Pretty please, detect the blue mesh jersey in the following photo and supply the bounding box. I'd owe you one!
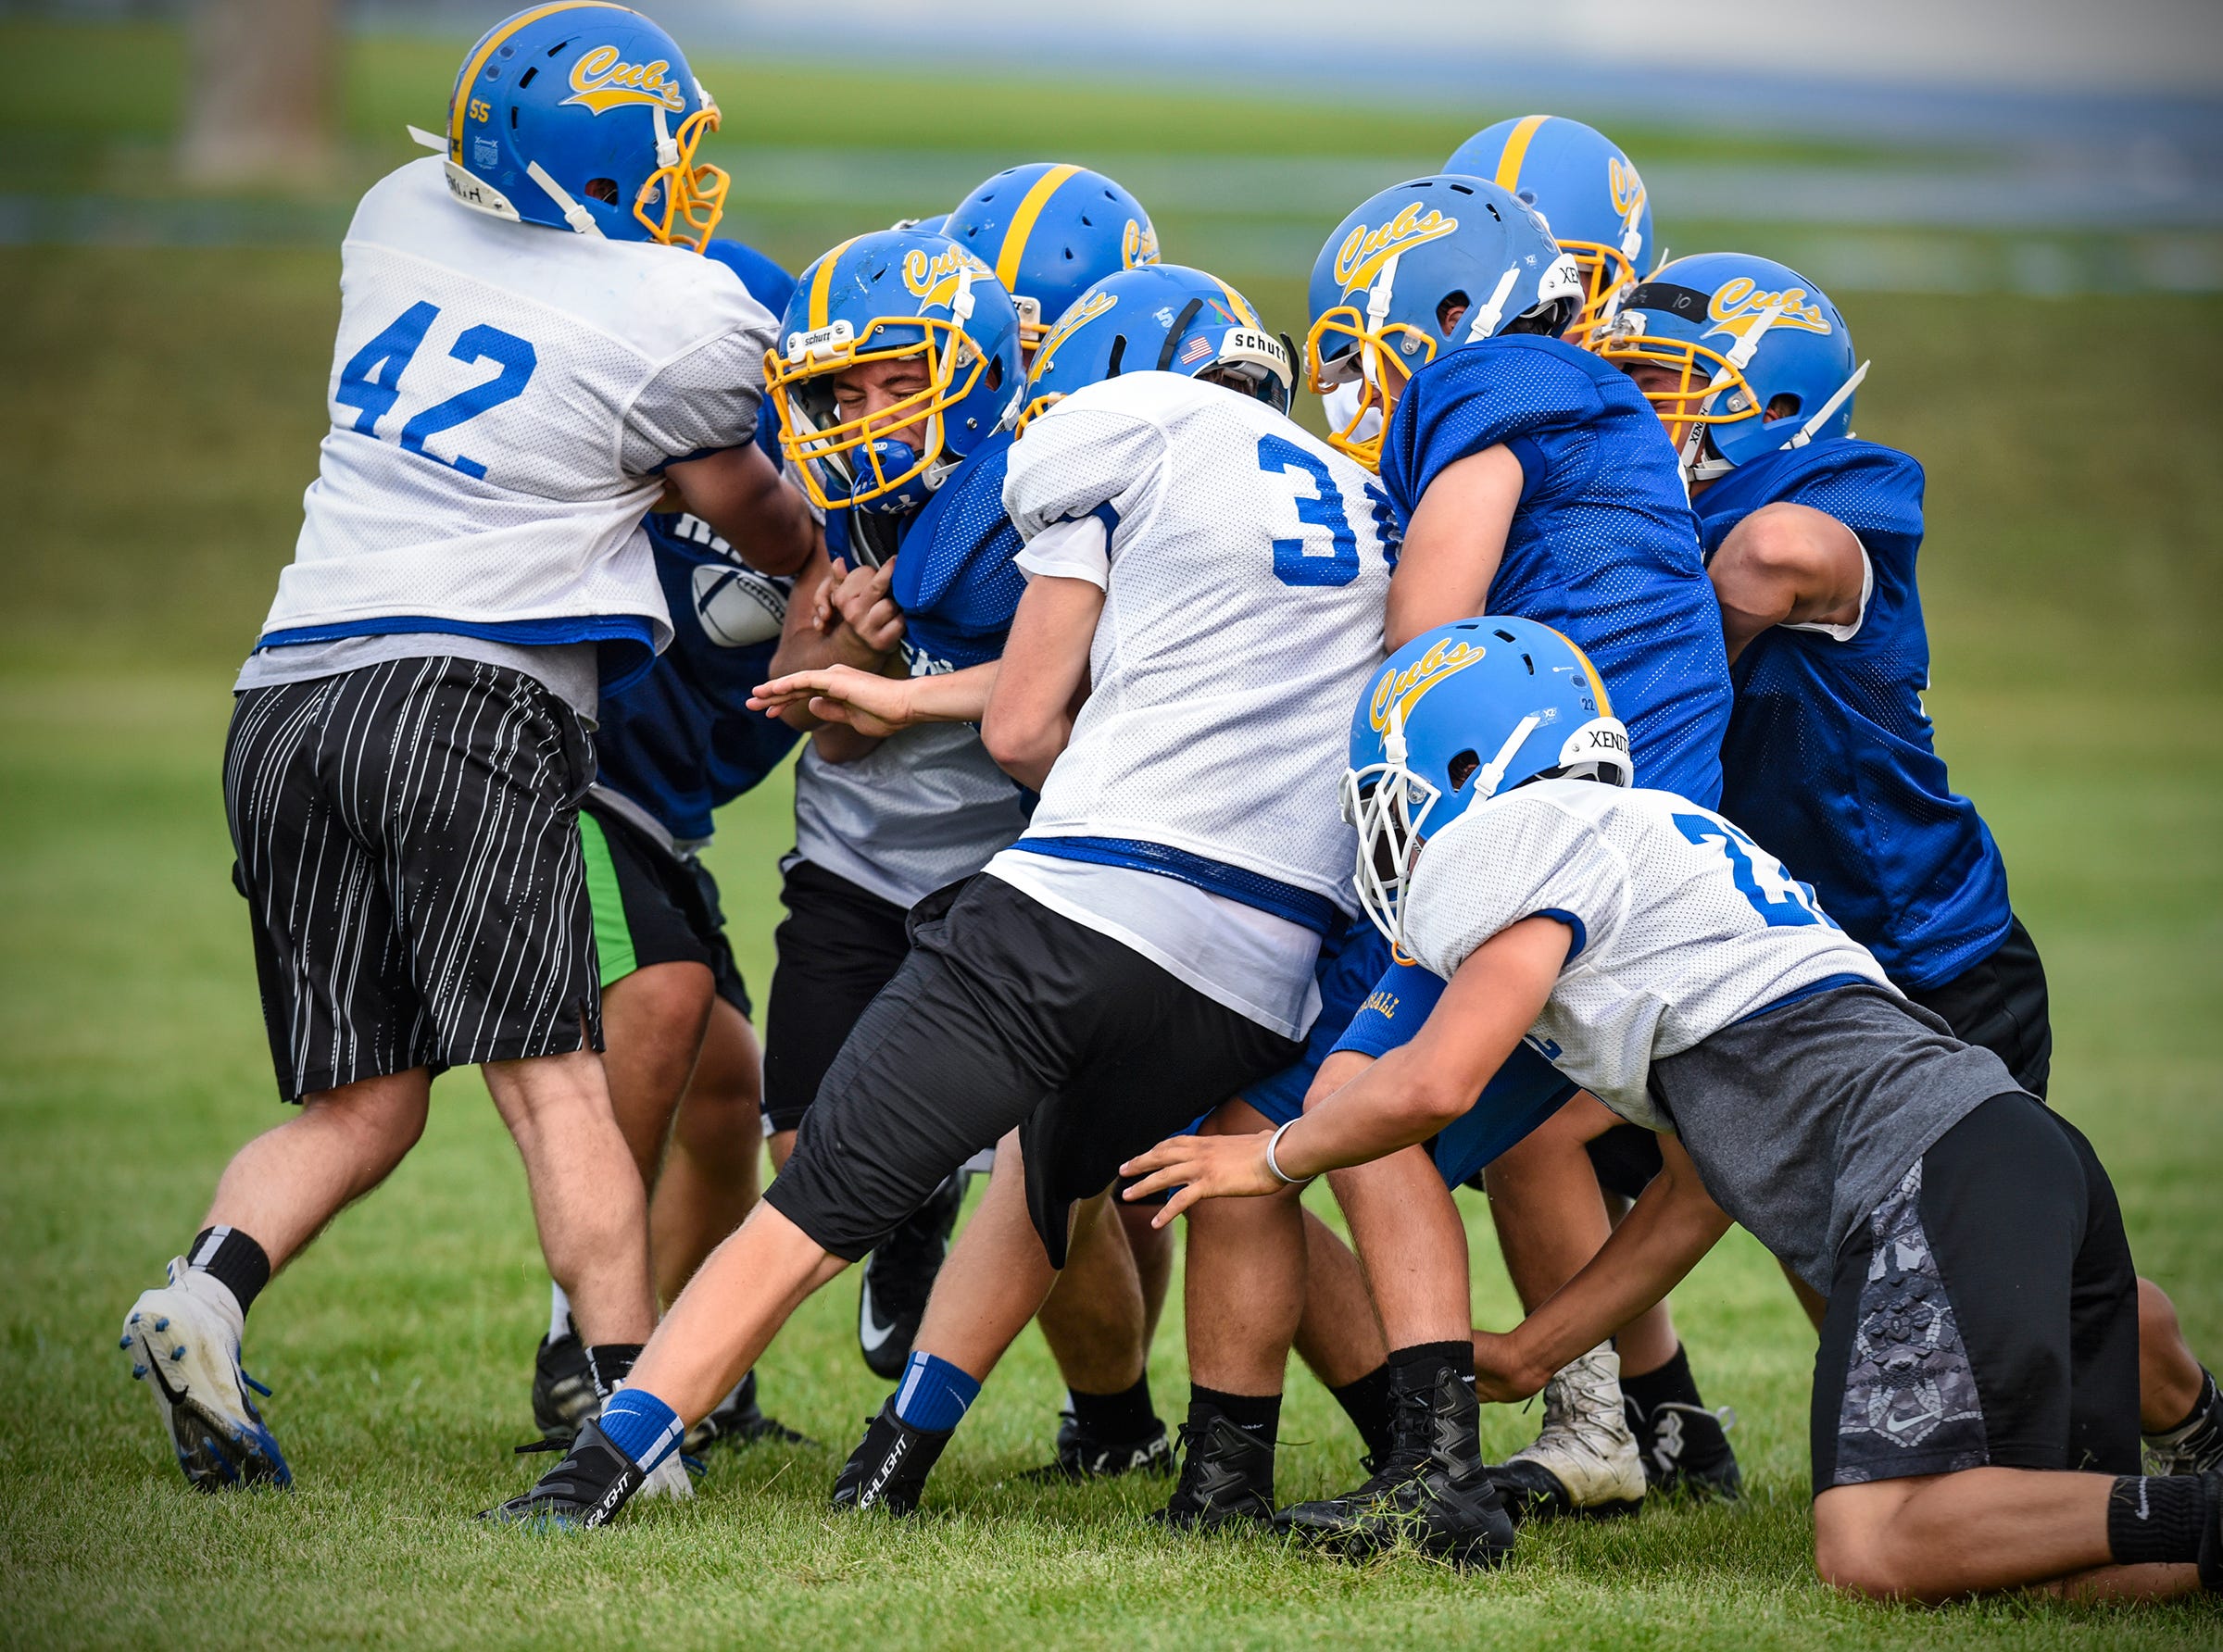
[1700,439,2012,990]
[886,429,1027,670]
[593,238,801,844]
[595,512,800,843]
[1380,334,1731,809]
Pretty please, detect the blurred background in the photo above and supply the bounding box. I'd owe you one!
[0,6,2217,1639]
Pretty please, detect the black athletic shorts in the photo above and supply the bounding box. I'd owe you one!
[1810,1092,2139,1494]
[760,857,911,1133]
[578,795,751,1019]
[225,657,600,1103]
[763,873,1303,1267]
[1587,911,2057,1201]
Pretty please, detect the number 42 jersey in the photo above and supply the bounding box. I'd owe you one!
[1400,778,1890,1130]
[257,156,779,693]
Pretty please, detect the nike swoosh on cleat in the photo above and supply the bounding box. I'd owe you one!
[858,1281,899,1355]
[142,1342,190,1408]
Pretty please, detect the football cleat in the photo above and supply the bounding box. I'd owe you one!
[1628,1394,1743,1500]
[1020,1407,1174,1483]
[857,1172,967,1381]
[482,1419,647,1530]
[120,1259,292,1493]
[1148,1416,1275,1532]
[530,1328,600,1445]
[684,1370,815,1455]
[1488,1344,1647,1522]
[830,1397,952,1516]
[2146,1370,2223,1477]
[2201,1469,2222,1590]
[1275,1368,1517,1567]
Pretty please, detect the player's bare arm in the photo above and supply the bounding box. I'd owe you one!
[1383,444,1523,650]
[1120,916,1570,1222]
[663,443,821,577]
[749,660,998,736]
[1708,500,1866,663]
[1470,1134,1733,1404]
[763,550,903,738]
[981,573,1104,791]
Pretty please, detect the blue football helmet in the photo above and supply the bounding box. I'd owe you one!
[1344,618,1630,947]
[1446,116,1653,344]
[945,164,1161,357]
[1595,252,1868,482]
[1307,176,1584,470]
[890,213,948,233]
[767,230,1024,515]
[1014,264,1291,434]
[442,4,727,249]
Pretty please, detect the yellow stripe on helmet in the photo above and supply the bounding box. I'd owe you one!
[995,164,1083,291]
[449,1,632,159]
[1211,276,1259,328]
[808,236,861,331]
[1539,622,1613,715]
[1491,113,1551,193]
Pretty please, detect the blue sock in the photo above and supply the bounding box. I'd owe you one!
[894,1352,980,1433]
[596,1388,683,1472]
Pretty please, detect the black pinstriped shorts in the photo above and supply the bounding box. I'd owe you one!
[224,657,602,1102]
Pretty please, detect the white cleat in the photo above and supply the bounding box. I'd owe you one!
[119,1259,291,1492]
[1487,1342,1645,1522]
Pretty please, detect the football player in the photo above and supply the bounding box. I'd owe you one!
[485,263,1403,1534]
[1132,620,2222,1602]
[527,234,810,1458]
[1599,251,2221,1472]
[1253,175,1734,1540]
[118,5,816,1492]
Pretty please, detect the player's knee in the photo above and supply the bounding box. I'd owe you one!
[302,1075,428,1167]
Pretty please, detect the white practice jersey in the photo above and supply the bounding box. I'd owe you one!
[1401,780,1893,1129]
[1000,373,1396,917]
[258,157,778,658]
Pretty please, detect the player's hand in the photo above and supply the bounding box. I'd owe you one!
[748,665,918,738]
[1119,1132,1282,1228]
[828,557,905,655]
[1470,1328,1547,1405]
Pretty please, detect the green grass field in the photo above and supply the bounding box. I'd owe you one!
[2,19,2221,1651]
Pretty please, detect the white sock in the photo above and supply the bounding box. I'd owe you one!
[547,1282,572,1344]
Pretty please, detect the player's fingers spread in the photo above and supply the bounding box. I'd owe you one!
[1155,1183,1206,1226]
[1120,1136,1197,1179]
[1120,1162,1189,1202]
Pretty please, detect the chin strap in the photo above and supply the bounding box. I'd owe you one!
[650,105,681,170]
[1463,266,1524,344]
[406,124,446,153]
[1473,714,1543,801]
[527,161,603,237]
[1787,360,1871,449]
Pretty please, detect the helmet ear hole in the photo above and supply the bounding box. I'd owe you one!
[584,178,619,205]
[1766,392,1802,419]
[1436,291,1470,335]
[1447,749,1482,792]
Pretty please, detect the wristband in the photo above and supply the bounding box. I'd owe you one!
[1264,1120,1308,1186]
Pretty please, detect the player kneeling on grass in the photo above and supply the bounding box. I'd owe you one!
[1128,618,2223,1601]
[483,263,1406,1534]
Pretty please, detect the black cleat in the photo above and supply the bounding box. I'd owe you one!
[1148,1416,1275,1532]
[2147,1370,2223,1477]
[830,1398,952,1516]
[531,1329,598,1446]
[857,1173,967,1381]
[1021,1408,1174,1483]
[684,1370,816,1455]
[2200,1469,2222,1591]
[480,1420,646,1530]
[1275,1369,1517,1568]
[1626,1395,1743,1501]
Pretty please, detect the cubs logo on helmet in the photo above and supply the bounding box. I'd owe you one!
[1306,176,1583,470]
[1014,264,1290,434]
[945,163,1162,358]
[440,4,728,249]
[1596,251,1867,481]
[767,229,1024,515]
[1445,116,1654,345]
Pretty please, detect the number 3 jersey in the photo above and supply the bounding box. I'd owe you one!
[995,372,1394,1036]
[1400,778,1889,1129]
[256,156,779,694]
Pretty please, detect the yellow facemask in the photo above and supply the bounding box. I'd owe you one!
[632,103,729,251]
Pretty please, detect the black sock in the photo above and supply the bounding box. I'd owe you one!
[2151,1369,2219,1437]
[2106,1475,2209,1564]
[1328,1363,1398,1460]
[1387,1339,1473,1392]
[187,1225,271,1317]
[1069,1371,1158,1442]
[584,1343,645,1401]
[1190,1385,1281,1446]
[1622,1342,1705,1417]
